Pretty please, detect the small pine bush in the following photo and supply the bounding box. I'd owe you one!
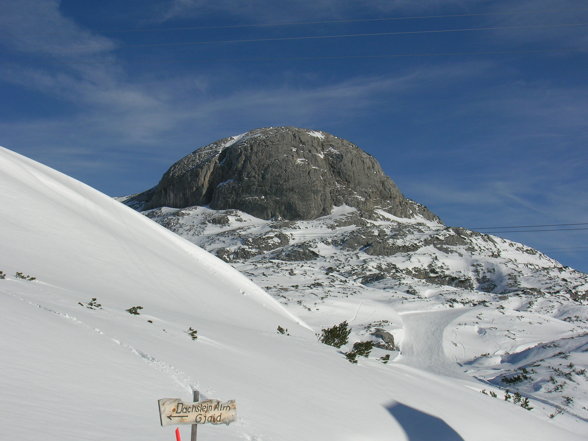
[126,306,143,315]
[520,398,533,411]
[345,341,374,364]
[15,272,36,281]
[0,271,5,279]
[319,321,351,348]
[186,327,198,340]
[351,341,374,358]
[346,352,358,364]
[502,373,528,384]
[78,298,102,310]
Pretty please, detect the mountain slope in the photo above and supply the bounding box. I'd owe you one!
[1,146,586,440]
[140,204,588,423]
[120,126,588,428]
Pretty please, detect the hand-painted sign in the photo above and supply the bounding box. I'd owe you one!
[158,398,237,426]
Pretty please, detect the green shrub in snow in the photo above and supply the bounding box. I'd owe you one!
[126,306,143,315]
[345,341,374,364]
[319,321,351,348]
[186,327,198,340]
[15,272,36,281]
[78,298,102,310]
[520,397,533,411]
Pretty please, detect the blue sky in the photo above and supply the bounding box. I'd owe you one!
[1,0,587,272]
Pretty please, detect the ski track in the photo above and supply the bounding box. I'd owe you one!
[4,289,196,393]
[398,307,472,378]
[4,287,269,441]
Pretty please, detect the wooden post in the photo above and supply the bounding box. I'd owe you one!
[191,390,199,441]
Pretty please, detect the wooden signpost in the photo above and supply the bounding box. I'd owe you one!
[158,390,236,440]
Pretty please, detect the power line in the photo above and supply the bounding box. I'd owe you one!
[475,222,588,234]
[542,246,588,251]
[119,22,588,48]
[474,222,588,230]
[101,8,588,33]
[480,227,588,233]
[54,47,586,65]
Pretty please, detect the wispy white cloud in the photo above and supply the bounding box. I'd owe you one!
[0,0,116,56]
[0,0,498,155]
[159,0,492,22]
[395,73,588,249]
[0,0,177,145]
[406,174,588,250]
[480,85,588,134]
[2,55,492,152]
[482,0,588,47]
[1,1,494,152]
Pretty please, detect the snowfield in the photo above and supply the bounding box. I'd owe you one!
[1,146,586,440]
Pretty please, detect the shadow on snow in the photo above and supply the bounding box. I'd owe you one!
[386,402,465,441]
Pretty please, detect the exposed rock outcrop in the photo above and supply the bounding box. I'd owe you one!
[128,127,439,221]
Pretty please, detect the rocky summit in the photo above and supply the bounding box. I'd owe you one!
[127,126,437,221]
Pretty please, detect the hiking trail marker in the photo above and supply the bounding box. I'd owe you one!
[158,390,237,440]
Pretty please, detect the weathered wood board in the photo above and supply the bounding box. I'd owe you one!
[158,398,237,426]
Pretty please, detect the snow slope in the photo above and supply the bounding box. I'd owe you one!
[140,203,588,424]
[0,146,586,440]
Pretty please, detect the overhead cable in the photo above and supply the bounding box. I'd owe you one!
[101,8,588,33]
[474,222,588,230]
[119,22,588,48]
[52,48,586,64]
[479,227,588,233]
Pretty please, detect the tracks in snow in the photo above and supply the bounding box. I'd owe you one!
[4,288,197,393]
[397,307,471,379]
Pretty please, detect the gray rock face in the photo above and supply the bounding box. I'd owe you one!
[130,127,439,221]
[371,329,397,351]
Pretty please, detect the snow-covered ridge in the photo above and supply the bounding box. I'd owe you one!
[0,146,303,331]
